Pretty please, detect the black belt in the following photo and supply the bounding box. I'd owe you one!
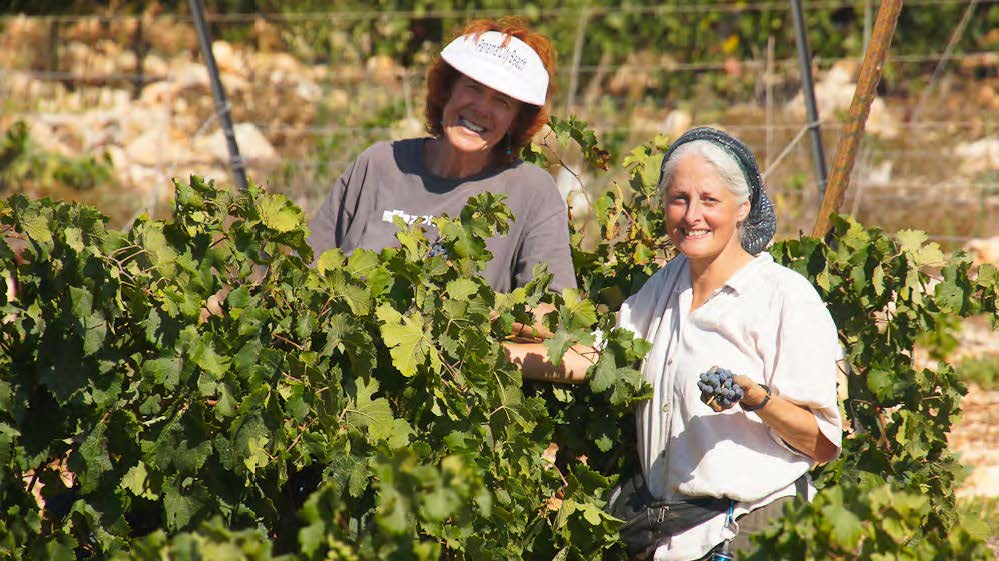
[606,471,808,559]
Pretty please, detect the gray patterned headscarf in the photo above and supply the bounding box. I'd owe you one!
[658,126,777,255]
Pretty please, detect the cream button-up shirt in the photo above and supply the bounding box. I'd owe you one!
[616,253,844,561]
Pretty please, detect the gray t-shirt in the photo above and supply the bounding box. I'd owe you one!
[307,138,576,293]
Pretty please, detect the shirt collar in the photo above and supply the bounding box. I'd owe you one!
[669,252,773,296]
[722,252,773,295]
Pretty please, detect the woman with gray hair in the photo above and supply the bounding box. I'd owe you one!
[505,127,843,560]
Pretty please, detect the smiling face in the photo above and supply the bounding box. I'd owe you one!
[663,153,751,264]
[441,74,522,158]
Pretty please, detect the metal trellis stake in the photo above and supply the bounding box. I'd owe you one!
[188,0,248,191]
[789,0,829,200]
[812,0,903,238]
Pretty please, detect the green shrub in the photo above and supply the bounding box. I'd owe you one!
[954,354,999,390]
[2,120,996,560]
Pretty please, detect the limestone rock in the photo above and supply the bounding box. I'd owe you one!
[211,40,249,78]
[143,54,169,77]
[661,110,693,139]
[954,137,999,175]
[786,59,899,139]
[125,126,190,167]
[194,123,278,166]
[964,236,999,267]
[366,55,403,87]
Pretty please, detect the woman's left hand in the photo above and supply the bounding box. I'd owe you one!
[704,373,839,463]
[701,374,767,413]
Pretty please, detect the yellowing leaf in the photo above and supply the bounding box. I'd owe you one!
[376,304,430,377]
[872,265,885,296]
[258,193,303,233]
[243,435,270,474]
[559,288,598,329]
[895,229,928,255]
[916,242,945,265]
[722,34,740,54]
[346,249,380,275]
[317,249,345,275]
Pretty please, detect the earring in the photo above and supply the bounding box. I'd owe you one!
[505,135,513,156]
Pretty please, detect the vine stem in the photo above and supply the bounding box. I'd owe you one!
[26,470,39,494]
[876,409,891,452]
[272,332,304,350]
[286,424,308,453]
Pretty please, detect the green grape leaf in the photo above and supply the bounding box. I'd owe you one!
[122,461,160,500]
[345,377,397,443]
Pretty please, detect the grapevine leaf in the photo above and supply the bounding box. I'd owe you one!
[244,435,270,474]
[122,461,160,500]
[346,248,380,275]
[560,288,598,329]
[225,286,250,309]
[345,377,397,443]
[317,249,345,275]
[21,209,53,243]
[70,424,113,494]
[895,229,927,255]
[543,329,575,368]
[871,265,885,297]
[338,282,372,316]
[163,479,208,531]
[64,226,84,252]
[257,193,304,233]
[141,357,181,390]
[376,304,429,377]
[446,278,479,301]
[349,459,369,498]
[866,367,899,401]
[588,354,617,393]
[192,336,230,380]
[822,503,864,549]
[387,419,414,449]
[916,243,945,265]
[593,434,614,453]
[69,286,106,356]
[422,487,460,522]
[934,279,964,312]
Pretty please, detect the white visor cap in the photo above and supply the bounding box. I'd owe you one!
[440,31,550,106]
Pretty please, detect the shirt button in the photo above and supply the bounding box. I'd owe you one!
[667,359,674,366]
[661,404,669,413]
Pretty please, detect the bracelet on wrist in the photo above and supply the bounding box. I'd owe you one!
[740,383,771,412]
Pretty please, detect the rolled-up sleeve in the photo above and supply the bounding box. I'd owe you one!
[766,277,844,458]
[512,181,577,292]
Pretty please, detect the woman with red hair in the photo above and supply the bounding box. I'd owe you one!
[308,17,575,294]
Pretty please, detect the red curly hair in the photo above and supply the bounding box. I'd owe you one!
[425,17,557,165]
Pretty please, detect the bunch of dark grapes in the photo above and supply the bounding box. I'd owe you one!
[697,367,744,407]
[428,241,449,258]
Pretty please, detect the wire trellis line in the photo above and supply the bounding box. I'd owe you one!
[4,51,996,85]
[3,0,993,24]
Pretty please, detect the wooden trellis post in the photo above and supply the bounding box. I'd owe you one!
[812,0,903,238]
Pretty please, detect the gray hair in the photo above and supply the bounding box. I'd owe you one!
[658,139,751,204]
